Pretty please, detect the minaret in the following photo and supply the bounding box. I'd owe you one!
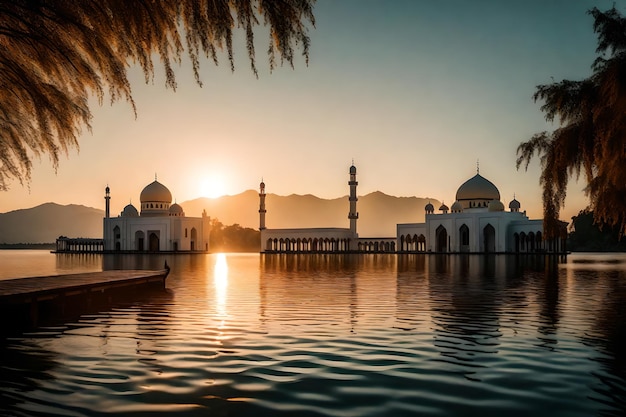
[202,209,211,252]
[348,164,358,235]
[259,179,266,230]
[104,185,110,219]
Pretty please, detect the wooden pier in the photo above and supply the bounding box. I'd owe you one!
[0,269,169,331]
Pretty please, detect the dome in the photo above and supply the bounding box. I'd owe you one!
[509,198,521,210]
[488,199,505,212]
[451,201,463,212]
[169,203,184,216]
[140,180,172,203]
[439,203,449,211]
[349,165,357,174]
[425,202,434,212]
[121,203,139,217]
[455,173,500,202]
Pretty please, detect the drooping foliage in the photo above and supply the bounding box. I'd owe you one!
[517,6,626,238]
[0,0,315,190]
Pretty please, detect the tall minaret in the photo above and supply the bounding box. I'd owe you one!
[259,179,266,230]
[104,185,110,219]
[348,164,358,235]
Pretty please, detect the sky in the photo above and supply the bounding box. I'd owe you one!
[1,0,622,223]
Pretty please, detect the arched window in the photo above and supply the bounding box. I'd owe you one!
[185,228,188,238]
[149,232,159,251]
[459,224,469,252]
[113,226,121,251]
[483,224,496,252]
[190,228,197,251]
[418,234,426,252]
[135,230,145,251]
[536,231,543,251]
[436,225,448,252]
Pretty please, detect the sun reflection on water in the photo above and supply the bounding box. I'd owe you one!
[213,253,229,327]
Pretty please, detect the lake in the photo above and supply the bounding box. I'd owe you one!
[0,250,625,416]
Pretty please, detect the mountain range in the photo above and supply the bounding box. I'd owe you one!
[0,191,438,243]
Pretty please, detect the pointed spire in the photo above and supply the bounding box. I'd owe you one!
[155,173,157,181]
[476,159,480,174]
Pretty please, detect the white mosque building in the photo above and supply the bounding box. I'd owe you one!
[102,179,211,252]
[259,164,567,254]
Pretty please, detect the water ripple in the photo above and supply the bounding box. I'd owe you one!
[0,253,625,417]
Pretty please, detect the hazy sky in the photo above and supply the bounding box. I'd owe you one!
[1,0,621,223]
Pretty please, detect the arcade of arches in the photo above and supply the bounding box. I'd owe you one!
[265,237,351,253]
[264,237,397,253]
[399,225,553,253]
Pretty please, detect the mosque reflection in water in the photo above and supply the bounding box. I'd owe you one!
[259,253,605,376]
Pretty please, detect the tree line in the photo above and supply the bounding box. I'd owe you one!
[209,219,260,253]
[568,210,626,252]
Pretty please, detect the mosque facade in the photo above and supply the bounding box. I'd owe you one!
[259,164,567,254]
[103,179,211,252]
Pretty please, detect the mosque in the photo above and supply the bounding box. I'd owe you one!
[259,164,567,254]
[102,178,211,252]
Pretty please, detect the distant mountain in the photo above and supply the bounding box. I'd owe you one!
[0,203,103,243]
[182,190,438,237]
[0,192,439,243]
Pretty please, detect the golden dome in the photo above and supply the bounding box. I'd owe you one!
[140,180,172,203]
[488,199,505,212]
[121,203,138,217]
[455,173,500,202]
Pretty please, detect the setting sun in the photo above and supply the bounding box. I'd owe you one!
[198,176,226,199]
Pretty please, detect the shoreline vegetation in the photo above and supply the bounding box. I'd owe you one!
[568,210,626,252]
[0,243,56,250]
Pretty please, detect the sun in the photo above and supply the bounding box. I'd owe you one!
[198,176,226,199]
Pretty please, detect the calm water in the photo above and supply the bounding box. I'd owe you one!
[0,250,625,416]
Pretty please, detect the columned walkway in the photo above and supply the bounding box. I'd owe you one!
[55,237,104,253]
